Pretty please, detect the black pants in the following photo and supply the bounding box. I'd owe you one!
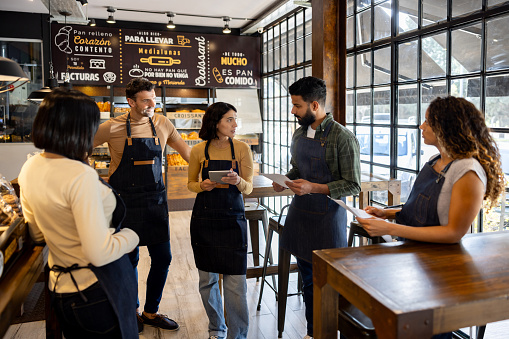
[51,282,121,339]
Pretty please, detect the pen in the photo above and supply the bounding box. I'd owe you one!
[384,204,403,209]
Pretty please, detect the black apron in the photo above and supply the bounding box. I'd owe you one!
[396,156,455,339]
[280,122,347,263]
[108,114,169,246]
[190,138,248,275]
[50,177,138,339]
[396,155,454,229]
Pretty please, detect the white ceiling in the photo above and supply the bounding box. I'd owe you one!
[0,0,294,33]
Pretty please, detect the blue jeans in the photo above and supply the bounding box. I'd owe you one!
[51,282,122,339]
[128,241,172,313]
[198,270,249,339]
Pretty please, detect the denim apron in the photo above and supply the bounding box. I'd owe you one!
[108,114,169,246]
[190,138,248,275]
[280,122,347,263]
[395,155,454,339]
[50,177,138,339]
[396,155,453,228]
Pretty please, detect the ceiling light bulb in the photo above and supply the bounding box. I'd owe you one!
[106,7,116,24]
[223,17,231,34]
[167,12,176,29]
[89,18,96,26]
[78,0,88,5]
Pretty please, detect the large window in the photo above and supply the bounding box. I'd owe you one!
[261,8,312,214]
[346,0,509,232]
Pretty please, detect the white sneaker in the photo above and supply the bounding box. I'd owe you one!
[303,335,313,339]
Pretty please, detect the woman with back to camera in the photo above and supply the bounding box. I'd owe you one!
[187,102,254,339]
[18,88,139,339]
[356,96,505,339]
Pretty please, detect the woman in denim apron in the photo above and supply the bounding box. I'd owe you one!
[188,102,254,339]
[50,178,138,339]
[18,88,139,339]
[357,96,505,339]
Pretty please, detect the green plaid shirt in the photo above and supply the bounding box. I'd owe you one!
[287,113,361,199]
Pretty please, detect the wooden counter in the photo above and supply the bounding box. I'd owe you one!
[0,244,46,337]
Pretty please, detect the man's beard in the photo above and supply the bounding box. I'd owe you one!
[297,107,316,126]
[141,107,154,117]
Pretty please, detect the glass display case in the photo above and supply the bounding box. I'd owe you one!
[0,39,43,143]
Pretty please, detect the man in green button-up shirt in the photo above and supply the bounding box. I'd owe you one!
[273,76,361,339]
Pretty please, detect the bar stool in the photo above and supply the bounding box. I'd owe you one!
[347,220,384,247]
[256,205,290,311]
[255,204,302,338]
[338,294,376,338]
[244,201,272,270]
[338,295,487,339]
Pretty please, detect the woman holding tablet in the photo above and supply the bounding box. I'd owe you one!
[187,102,254,339]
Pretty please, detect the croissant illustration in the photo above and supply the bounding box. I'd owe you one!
[55,26,73,54]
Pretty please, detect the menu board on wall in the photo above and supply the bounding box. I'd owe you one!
[51,24,260,88]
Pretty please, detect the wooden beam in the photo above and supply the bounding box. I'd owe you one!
[312,0,346,125]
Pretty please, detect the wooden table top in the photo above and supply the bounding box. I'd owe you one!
[313,231,509,339]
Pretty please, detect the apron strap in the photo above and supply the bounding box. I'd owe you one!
[433,156,455,183]
[321,120,334,140]
[319,120,334,146]
[126,113,159,146]
[205,140,211,161]
[126,113,133,146]
[50,264,90,302]
[98,177,126,233]
[204,138,236,161]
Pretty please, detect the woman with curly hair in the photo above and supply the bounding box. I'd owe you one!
[357,96,504,338]
[357,96,504,243]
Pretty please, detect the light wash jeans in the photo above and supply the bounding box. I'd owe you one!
[198,270,249,339]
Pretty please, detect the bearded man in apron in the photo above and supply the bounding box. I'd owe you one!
[272,77,361,339]
[94,78,191,333]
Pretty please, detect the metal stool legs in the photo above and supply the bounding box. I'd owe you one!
[278,246,291,338]
[477,325,486,339]
[257,222,277,310]
[245,203,273,284]
[256,206,289,311]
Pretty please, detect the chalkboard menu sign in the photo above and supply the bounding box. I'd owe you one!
[51,24,260,88]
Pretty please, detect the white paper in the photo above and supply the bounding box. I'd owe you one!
[261,173,292,189]
[334,199,373,218]
[381,235,393,243]
[333,199,393,243]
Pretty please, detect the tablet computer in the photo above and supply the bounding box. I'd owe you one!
[208,170,232,184]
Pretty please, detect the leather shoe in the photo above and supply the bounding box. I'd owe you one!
[141,313,180,331]
[136,313,144,333]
